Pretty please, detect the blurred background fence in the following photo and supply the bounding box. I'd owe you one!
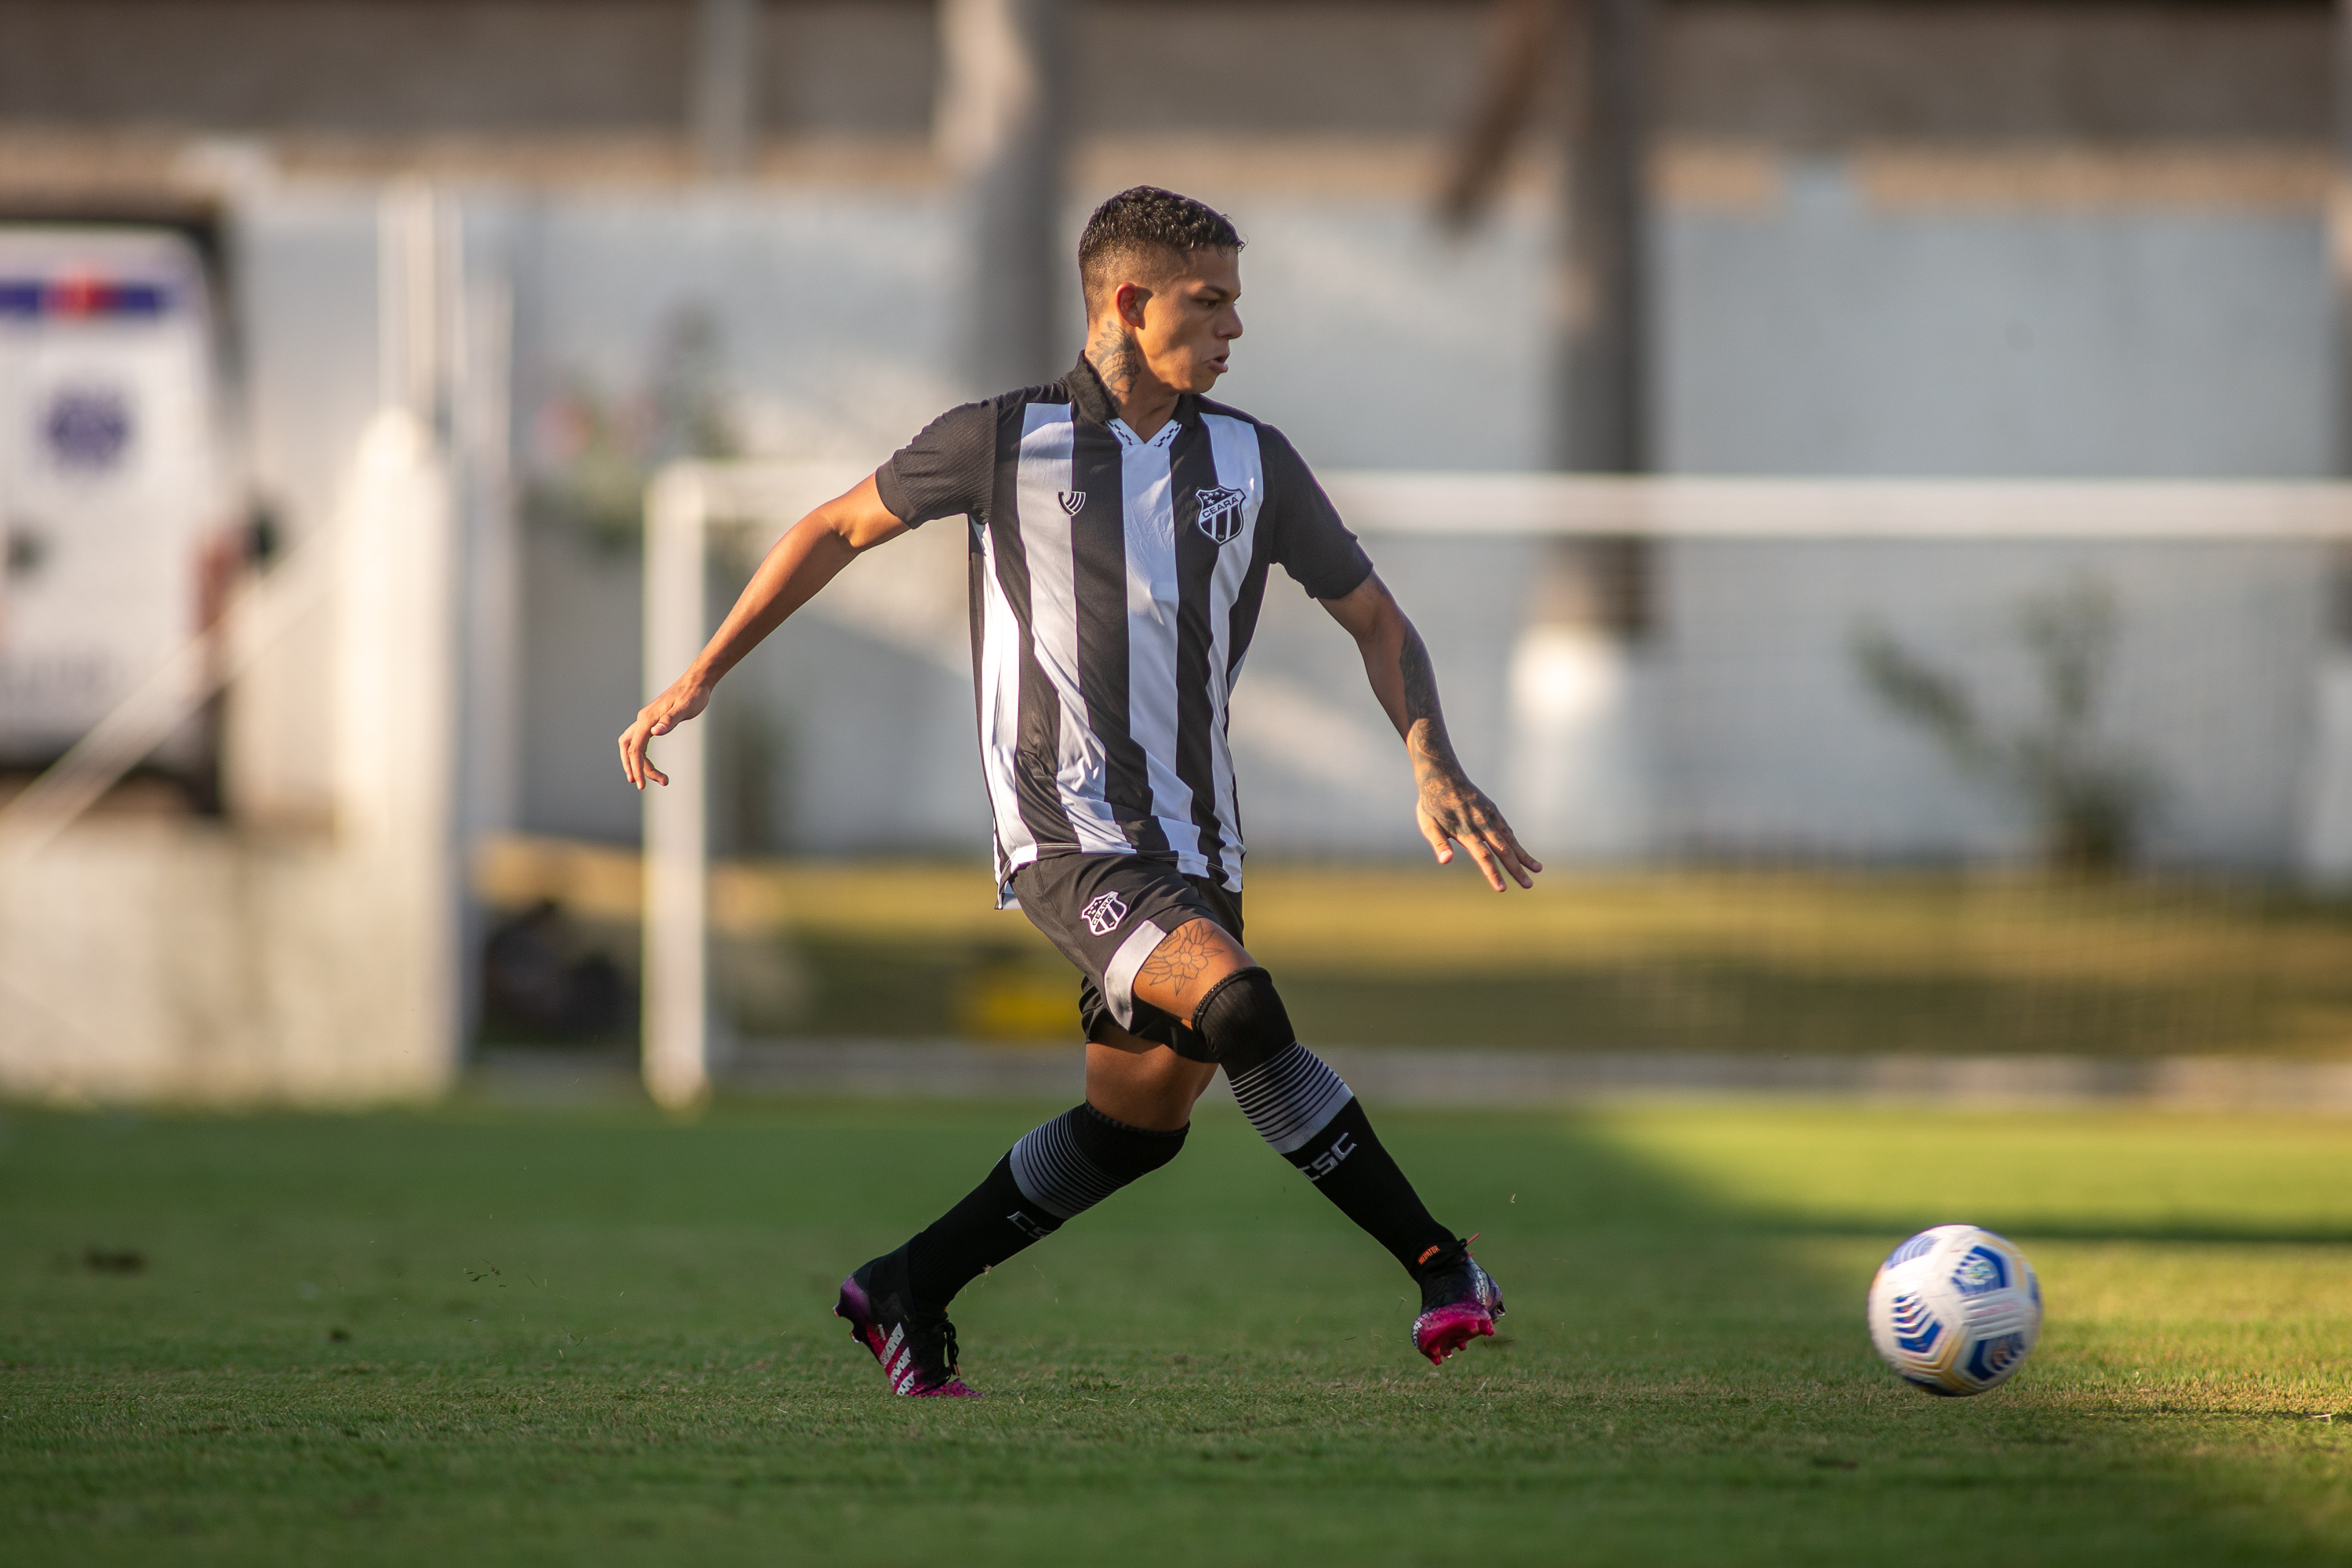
[3,0,2352,1105]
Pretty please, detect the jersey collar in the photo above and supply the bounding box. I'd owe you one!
[1067,354,1189,448]
[1066,354,1120,423]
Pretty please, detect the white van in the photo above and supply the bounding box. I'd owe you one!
[0,226,223,768]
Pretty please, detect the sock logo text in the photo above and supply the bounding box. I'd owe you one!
[1301,1132,1356,1183]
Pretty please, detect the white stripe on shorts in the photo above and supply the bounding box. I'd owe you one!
[1101,917,1168,1032]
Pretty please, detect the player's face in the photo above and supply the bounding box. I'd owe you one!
[1134,249,1243,393]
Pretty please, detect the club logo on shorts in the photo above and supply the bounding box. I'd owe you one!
[1058,490,1087,517]
[1194,485,1247,544]
[1081,891,1129,935]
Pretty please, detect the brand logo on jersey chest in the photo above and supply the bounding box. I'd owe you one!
[1194,486,1247,544]
[1058,491,1087,517]
[1080,891,1128,935]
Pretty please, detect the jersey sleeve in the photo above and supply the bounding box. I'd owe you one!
[876,400,996,527]
[1258,424,1374,600]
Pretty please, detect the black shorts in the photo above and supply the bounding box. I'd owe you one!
[1011,851,1243,1054]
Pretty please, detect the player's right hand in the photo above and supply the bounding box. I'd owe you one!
[619,676,713,790]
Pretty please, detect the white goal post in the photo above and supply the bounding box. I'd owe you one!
[641,461,871,1109]
[639,464,2352,1109]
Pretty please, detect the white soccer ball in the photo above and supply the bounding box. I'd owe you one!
[1866,1224,2042,1396]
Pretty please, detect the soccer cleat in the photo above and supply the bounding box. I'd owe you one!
[835,1247,979,1398]
[1410,1238,1504,1367]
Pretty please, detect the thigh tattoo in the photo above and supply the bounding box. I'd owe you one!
[1136,920,1225,1014]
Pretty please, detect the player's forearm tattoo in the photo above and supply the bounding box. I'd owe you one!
[1399,622,1515,864]
[1399,625,1464,776]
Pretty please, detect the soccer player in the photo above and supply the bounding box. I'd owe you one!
[619,186,1541,1398]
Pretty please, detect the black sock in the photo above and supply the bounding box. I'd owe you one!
[902,1154,1043,1311]
[1287,1098,1456,1276]
[1229,1044,1455,1276]
[902,1103,1187,1309]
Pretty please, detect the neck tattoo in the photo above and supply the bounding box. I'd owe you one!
[1087,325,1145,406]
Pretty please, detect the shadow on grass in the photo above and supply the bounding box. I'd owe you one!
[0,1099,2342,1565]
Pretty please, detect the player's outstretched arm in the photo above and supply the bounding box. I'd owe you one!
[1320,572,1543,891]
[619,473,907,789]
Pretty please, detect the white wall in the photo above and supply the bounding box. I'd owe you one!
[1647,538,2329,868]
[1657,160,2335,478]
[0,826,456,1105]
[215,166,2344,871]
[226,191,386,827]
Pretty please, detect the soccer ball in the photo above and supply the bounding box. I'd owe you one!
[1866,1224,2042,1396]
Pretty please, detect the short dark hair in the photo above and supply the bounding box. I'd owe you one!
[1077,186,1243,315]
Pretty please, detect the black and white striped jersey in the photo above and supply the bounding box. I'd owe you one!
[876,356,1374,902]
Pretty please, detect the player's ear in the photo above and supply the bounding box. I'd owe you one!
[1114,281,1151,332]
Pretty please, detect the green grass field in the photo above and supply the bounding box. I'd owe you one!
[7,1098,2351,1565]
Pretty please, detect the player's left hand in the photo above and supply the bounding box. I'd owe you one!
[1415,770,1542,891]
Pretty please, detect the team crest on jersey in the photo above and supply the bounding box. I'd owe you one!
[1081,891,1129,935]
[1058,490,1087,517]
[1194,485,1247,544]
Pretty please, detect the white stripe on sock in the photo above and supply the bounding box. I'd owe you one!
[1229,1043,1355,1156]
[1007,1112,1120,1220]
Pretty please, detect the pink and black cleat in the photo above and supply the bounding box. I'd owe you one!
[835,1247,979,1398]
[1410,1238,1505,1367]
